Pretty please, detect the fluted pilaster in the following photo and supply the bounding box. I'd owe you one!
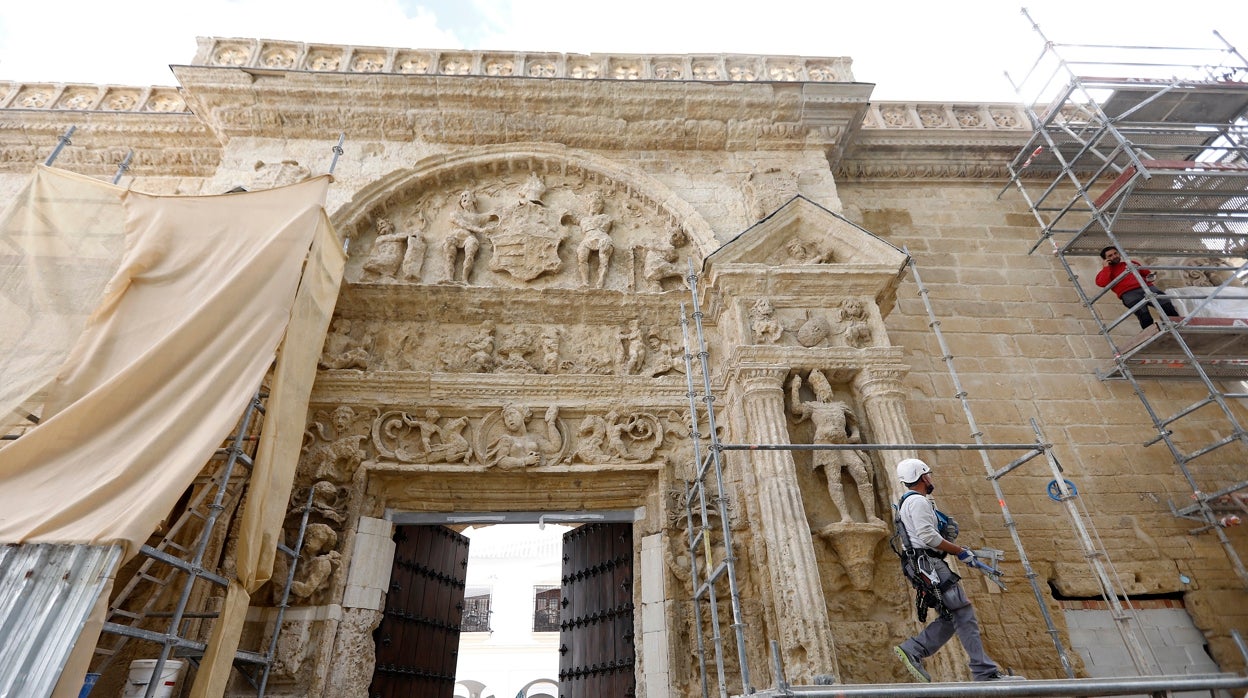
[852,364,915,504]
[732,363,840,682]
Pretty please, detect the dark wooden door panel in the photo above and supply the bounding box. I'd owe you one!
[559,523,635,698]
[370,525,469,698]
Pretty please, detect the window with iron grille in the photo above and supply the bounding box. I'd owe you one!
[533,585,561,632]
[461,588,492,633]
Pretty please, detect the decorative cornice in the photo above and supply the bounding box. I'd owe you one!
[0,38,1040,179]
[310,370,693,406]
[840,101,1032,180]
[0,110,221,177]
[0,82,188,113]
[860,102,1030,133]
[188,37,857,84]
[729,345,906,372]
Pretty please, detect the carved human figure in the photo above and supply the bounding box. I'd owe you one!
[497,326,538,373]
[604,409,632,460]
[840,298,872,348]
[576,191,615,288]
[642,229,689,291]
[318,318,371,370]
[540,329,561,374]
[486,404,562,470]
[618,321,647,375]
[785,238,835,265]
[642,332,684,378]
[303,406,368,483]
[297,480,346,525]
[465,321,496,373]
[362,217,408,281]
[445,190,496,283]
[789,370,879,524]
[289,523,341,600]
[411,408,472,464]
[749,298,784,344]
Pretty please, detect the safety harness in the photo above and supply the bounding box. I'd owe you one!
[890,491,959,622]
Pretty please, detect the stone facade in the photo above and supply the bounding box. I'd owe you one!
[2,36,1245,698]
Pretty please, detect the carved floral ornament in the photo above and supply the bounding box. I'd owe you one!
[348,168,698,292]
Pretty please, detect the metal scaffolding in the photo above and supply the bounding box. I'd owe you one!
[1004,11,1248,587]
[90,391,312,698]
[676,241,1248,694]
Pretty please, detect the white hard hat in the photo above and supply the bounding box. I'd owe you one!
[896,458,931,485]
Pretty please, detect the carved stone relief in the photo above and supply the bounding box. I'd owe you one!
[478,404,566,469]
[300,406,370,484]
[326,317,684,377]
[749,298,784,344]
[251,159,311,189]
[787,370,880,527]
[374,409,474,464]
[734,298,876,350]
[319,319,372,371]
[349,404,700,472]
[350,169,696,292]
[784,237,836,265]
[838,298,873,348]
[572,410,664,464]
[361,217,425,283]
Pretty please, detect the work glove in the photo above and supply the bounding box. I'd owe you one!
[956,549,976,565]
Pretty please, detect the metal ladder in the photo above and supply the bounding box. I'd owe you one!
[679,263,753,698]
[93,391,311,697]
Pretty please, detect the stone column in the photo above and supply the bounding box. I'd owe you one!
[851,366,915,512]
[732,363,840,683]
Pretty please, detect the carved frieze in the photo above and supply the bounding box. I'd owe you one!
[307,404,696,471]
[741,299,877,350]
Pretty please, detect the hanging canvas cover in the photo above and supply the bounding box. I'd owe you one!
[0,166,335,559]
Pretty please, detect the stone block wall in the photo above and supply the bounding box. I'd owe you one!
[840,179,1248,676]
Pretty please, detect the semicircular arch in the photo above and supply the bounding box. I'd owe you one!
[331,143,718,257]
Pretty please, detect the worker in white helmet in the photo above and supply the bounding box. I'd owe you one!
[892,458,1024,683]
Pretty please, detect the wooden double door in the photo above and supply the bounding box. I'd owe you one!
[369,522,635,698]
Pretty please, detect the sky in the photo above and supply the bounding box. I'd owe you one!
[0,1,1246,102]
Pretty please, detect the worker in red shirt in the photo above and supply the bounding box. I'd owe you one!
[1095,245,1179,330]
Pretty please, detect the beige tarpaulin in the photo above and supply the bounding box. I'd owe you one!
[0,166,335,555]
[0,166,127,432]
[0,165,344,696]
[190,206,345,698]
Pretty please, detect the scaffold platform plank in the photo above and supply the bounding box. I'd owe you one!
[1101,317,1248,379]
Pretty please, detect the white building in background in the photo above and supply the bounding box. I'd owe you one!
[454,524,568,698]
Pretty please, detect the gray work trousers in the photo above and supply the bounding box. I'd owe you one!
[900,557,1000,680]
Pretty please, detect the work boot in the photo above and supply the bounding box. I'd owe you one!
[893,645,931,683]
[981,670,1026,681]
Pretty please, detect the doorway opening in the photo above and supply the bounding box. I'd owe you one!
[369,512,637,698]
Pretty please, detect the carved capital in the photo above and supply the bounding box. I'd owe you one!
[851,364,909,401]
[731,363,788,396]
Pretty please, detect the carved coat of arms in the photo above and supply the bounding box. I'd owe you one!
[488,174,568,281]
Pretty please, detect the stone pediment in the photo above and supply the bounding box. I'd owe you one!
[703,196,908,318]
[709,196,905,267]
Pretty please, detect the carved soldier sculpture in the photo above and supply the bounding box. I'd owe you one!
[789,370,880,524]
[444,190,496,283]
[576,191,615,288]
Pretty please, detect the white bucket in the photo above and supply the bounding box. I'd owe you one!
[122,659,185,698]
